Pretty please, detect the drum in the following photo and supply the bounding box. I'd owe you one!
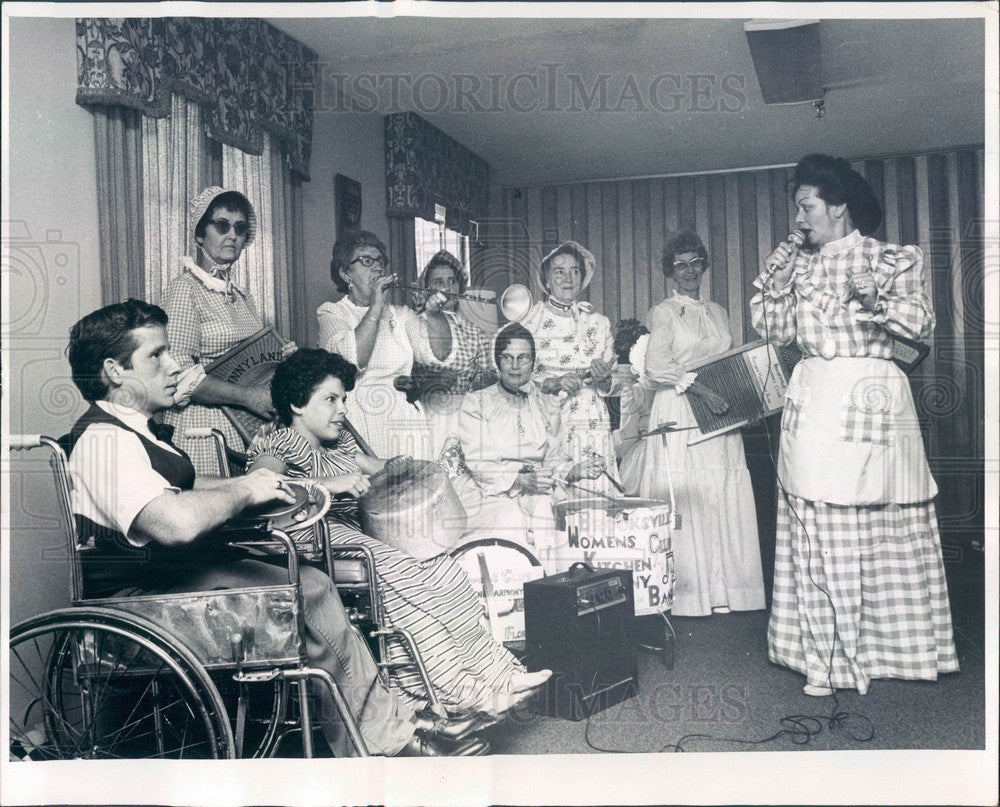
[552,497,674,616]
[359,457,467,560]
[450,538,544,647]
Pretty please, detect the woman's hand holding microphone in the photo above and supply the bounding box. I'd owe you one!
[764,231,805,290]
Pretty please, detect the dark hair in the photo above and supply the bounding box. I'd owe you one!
[493,322,535,369]
[792,153,883,236]
[329,229,388,295]
[539,242,585,292]
[194,191,252,240]
[270,348,358,427]
[422,250,467,294]
[67,299,168,403]
[662,231,708,277]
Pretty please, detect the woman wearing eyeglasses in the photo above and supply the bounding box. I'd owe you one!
[163,186,296,475]
[453,322,606,571]
[629,231,764,617]
[317,229,430,459]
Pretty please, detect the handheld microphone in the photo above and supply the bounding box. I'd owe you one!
[765,230,805,277]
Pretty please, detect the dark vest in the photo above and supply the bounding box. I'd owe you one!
[63,404,246,598]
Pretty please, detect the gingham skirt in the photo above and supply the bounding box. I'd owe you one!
[767,493,959,693]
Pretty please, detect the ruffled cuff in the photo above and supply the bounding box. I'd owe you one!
[752,270,795,299]
[675,372,698,393]
[173,364,206,408]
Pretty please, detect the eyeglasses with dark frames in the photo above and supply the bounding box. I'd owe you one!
[350,254,389,270]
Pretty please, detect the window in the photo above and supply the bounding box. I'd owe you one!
[414,216,470,281]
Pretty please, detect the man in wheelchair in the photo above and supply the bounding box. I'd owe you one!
[62,298,484,756]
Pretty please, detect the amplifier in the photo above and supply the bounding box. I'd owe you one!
[523,565,638,720]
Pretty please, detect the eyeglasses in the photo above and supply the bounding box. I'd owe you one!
[498,353,533,366]
[350,254,388,270]
[671,257,705,271]
[208,219,250,237]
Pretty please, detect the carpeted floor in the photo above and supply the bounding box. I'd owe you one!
[483,549,986,755]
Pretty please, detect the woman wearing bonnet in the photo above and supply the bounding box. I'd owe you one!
[163,186,295,475]
[520,241,620,496]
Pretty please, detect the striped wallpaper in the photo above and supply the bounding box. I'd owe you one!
[496,146,986,542]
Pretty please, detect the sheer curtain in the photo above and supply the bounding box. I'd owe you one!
[223,135,279,328]
[141,95,206,304]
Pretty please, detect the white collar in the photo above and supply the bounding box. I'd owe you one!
[182,256,239,296]
[96,400,160,442]
[340,295,368,313]
[669,292,705,305]
[819,229,864,257]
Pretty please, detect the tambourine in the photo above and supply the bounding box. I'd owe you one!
[234,481,331,533]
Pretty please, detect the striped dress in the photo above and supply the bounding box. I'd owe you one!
[246,427,525,713]
[749,230,958,693]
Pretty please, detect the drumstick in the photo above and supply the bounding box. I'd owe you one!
[603,470,628,495]
[567,481,621,504]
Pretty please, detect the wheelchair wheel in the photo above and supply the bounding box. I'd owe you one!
[9,608,235,760]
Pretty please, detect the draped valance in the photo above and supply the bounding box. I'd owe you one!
[384,112,491,232]
[76,18,317,180]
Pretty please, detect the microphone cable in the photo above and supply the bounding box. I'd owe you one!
[580,252,876,754]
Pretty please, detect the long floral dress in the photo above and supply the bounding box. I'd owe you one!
[629,293,765,617]
[749,229,957,693]
[520,300,619,493]
[246,427,525,713]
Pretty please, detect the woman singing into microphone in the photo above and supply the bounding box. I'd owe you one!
[750,154,957,697]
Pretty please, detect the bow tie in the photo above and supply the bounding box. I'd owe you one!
[147,419,176,444]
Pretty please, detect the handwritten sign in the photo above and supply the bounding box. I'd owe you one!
[555,505,674,615]
[204,326,286,443]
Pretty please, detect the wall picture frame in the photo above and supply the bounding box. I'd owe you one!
[334,173,362,235]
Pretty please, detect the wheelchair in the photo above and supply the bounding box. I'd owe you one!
[8,434,370,760]
[187,426,543,716]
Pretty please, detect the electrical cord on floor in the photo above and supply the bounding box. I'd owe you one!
[577,299,877,754]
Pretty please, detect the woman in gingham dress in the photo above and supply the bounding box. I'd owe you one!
[750,154,958,696]
[247,348,551,716]
[404,250,496,457]
[520,241,621,495]
[163,187,294,475]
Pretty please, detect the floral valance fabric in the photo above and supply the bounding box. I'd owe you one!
[76,18,317,180]
[384,112,491,231]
